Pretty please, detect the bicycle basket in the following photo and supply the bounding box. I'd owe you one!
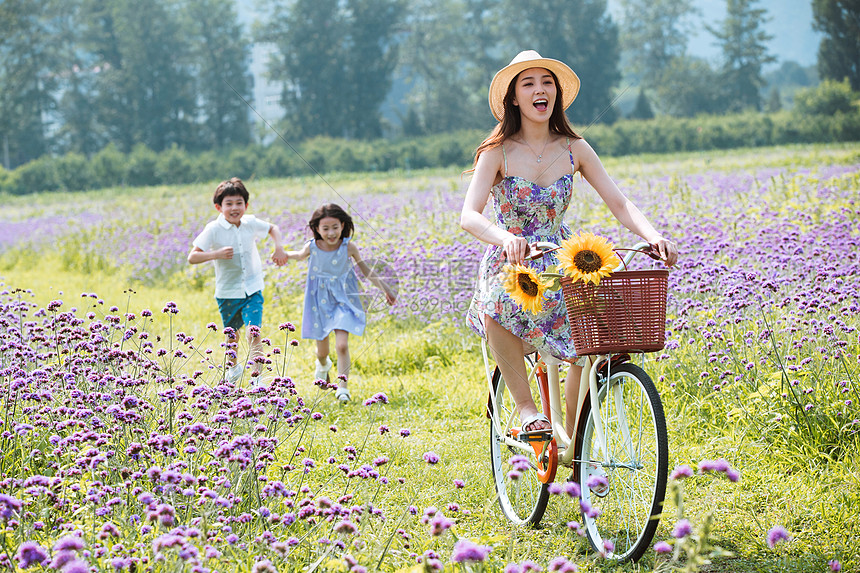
[560,269,668,354]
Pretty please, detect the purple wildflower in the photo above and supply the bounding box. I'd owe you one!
[0,494,22,520]
[654,541,672,554]
[450,539,491,563]
[672,519,693,539]
[53,535,85,552]
[828,559,842,571]
[548,556,578,572]
[766,525,791,548]
[422,451,439,464]
[15,541,48,569]
[670,465,694,480]
[428,514,454,536]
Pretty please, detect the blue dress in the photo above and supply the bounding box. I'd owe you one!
[301,237,366,339]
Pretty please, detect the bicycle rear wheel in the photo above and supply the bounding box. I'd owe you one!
[574,362,668,562]
[489,358,550,526]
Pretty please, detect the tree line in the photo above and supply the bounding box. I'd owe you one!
[1,0,857,172]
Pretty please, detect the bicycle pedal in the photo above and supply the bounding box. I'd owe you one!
[515,430,553,443]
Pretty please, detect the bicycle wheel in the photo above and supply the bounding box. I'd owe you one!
[489,357,550,526]
[574,362,668,562]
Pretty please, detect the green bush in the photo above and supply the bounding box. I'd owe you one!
[126,144,159,187]
[54,152,92,191]
[794,79,857,116]
[155,145,194,185]
[90,144,126,188]
[225,146,262,180]
[14,156,58,194]
[5,108,860,195]
[0,165,15,194]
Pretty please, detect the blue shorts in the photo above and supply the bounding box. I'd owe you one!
[216,291,264,334]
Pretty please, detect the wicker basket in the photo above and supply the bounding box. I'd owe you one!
[560,269,668,355]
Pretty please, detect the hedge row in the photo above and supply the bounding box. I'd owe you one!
[2,110,858,195]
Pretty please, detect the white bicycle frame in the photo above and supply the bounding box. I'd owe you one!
[483,242,652,468]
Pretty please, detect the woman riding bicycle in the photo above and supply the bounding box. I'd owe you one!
[460,50,678,438]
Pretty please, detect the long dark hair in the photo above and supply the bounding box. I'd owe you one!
[472,69,581,168]
[308,203,354,240]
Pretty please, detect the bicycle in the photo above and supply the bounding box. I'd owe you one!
[483,241,669,563]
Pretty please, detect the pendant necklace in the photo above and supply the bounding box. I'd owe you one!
[521,136,550,163]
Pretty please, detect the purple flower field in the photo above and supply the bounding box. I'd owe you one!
[1,147,859,571]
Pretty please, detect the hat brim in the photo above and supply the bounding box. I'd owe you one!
[488,57,580,122]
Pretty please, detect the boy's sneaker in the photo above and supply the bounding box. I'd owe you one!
[314,357,333,381]
[226,363,243,383]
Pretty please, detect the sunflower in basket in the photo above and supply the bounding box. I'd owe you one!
[557,232,620,285]
[501,264,553,313]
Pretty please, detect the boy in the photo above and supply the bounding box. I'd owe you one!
[188,177,288,383]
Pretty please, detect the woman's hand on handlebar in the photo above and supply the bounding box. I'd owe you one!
[501,235,530,266]
[649,237,678,267]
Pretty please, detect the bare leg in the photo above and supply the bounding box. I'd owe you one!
[485,316,549,431]
[225,332,238,366]
[247,327,263,373]
[316,336,330,373]
[565,364,583,437]
[334,329,350,388]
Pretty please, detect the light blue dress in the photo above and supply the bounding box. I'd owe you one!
[301,237,366,339]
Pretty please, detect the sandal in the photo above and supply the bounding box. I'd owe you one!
[519,412,552,441]
[334,386,351,403]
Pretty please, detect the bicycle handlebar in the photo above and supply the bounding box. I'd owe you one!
[530,240,662,271]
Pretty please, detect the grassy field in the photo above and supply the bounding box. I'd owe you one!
[0,142,858,572]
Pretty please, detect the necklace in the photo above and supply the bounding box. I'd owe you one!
[521,136,550,163]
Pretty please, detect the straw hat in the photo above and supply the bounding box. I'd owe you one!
[488,50,580,122]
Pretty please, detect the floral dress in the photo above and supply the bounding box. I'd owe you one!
[466,142,577,360]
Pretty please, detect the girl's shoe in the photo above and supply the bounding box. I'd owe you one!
[314,357,333,381]
[226,363,243,383]
[335,386,351,403]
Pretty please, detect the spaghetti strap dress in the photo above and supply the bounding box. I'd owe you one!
[466,140,578,360]
[302,237,366,339]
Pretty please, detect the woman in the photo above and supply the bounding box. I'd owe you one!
[460,50,678,436]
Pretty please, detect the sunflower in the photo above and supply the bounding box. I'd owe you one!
[557,232,619,285]
[502,264,551,314]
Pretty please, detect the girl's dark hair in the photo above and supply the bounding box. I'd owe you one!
[471,69,581,168]
[213,177,250,205]
[309,203,354,240]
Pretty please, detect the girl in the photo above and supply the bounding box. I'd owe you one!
[286,203,396,402]
[460,50,678,436]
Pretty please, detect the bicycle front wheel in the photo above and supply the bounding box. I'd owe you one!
[489,359,550,526]
[574,362,668,562]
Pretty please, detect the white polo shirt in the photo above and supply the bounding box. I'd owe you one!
[193,214,272,298]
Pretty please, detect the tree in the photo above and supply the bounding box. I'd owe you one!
[53,0,105,156]
[629,88,654,120]
[184,0,253,150]
[765,87,782,112]
[813,0,860,91]
[80,0,197,152]
[397,0,500,135]
[498,0,622,128]
[341,0,406,139]
[617,0,698,90]
[0,0,62,167]
[259,0,405,140]
[794,78,856,115]
[655,56,725,117]
[708,0,776,113]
